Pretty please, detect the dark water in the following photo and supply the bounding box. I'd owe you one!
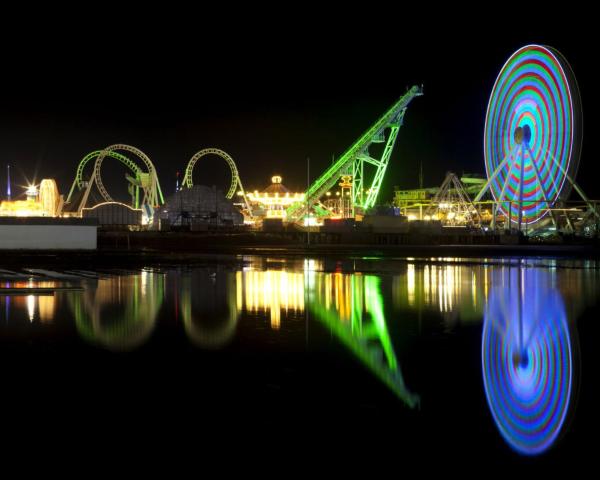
[1,256,598,468]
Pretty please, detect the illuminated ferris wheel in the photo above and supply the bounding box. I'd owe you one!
[482,269,574,455]
[475,45,584,228]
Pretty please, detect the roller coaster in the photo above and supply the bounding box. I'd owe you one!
[65,144,164,217]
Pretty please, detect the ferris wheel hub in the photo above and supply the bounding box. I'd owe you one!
[512,350,529,368]
[513,125,531,146]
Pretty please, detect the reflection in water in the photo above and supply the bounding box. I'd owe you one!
[1,280,58,323]
[38,295,55,323]
[307,269,419,408]
[180,269,239,349]
[69,270,164,351]
[236,269,304,329]
[393,263,491,322]
[27,295,35,321]
[394,259,600,325]
[3,258,594,447]
[482,268,573,455]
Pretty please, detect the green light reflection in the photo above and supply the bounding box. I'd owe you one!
[307,270,419,408]
[68,270,164,351]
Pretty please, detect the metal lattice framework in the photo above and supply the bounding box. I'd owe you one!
[94,144,164,208]
[67,150,141,204]
[474,45,588,230]
[67,144,164,214]
[182,148,252,215]
[287,86,423,220]
[426,172,481,226]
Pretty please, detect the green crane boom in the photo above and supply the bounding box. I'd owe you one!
[287,85,422,220]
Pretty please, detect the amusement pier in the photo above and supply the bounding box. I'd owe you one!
[1,45,596,256]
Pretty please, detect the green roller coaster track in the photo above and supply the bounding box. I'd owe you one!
[66,146,164,213]
[181,148,253,216]
[67,150,140,204]
[287,86,423,220]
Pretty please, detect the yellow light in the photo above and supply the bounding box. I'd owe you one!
[0,199,45,217]
[82,201,142,213]
[39,179,59,216]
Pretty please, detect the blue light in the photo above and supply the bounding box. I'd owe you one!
[6,164,11,200]
[482,268,572,455]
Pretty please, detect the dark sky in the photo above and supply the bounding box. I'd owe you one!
[1,9,596,203]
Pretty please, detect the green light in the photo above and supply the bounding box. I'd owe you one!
[69,272,164,351]
[179,272,239,349]
[287,86,422,220]
[308,272,419,407]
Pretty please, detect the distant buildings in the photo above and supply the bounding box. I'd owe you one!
[246,176,304,221]
[0,179,62,217]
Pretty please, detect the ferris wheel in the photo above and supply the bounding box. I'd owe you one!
[482,269,574,455]
[474,45,584,228]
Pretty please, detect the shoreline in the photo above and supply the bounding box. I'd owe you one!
[2,242,600,270]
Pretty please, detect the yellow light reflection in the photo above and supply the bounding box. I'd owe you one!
[238,270,305,329]
[407,264,415,307]
[27,295,35,321]
[38,295,56,323]
[392,262,492,321]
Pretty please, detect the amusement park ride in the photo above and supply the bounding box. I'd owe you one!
[54,44,596,236]
[474,44,596,234]
[286,85,423,221]
[65,144,164,219]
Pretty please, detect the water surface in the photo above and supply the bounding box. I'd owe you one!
[1,256,597,467]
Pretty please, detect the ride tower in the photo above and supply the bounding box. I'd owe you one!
[286,86,423,223]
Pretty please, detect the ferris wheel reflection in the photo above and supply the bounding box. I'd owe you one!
[482,268,575,455]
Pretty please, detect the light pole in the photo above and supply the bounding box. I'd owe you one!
[307,157,310,247]
[6,164,11,201]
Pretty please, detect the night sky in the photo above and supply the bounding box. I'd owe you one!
[1,10,595,203]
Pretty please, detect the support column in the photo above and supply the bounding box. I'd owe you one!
[517,145,525,232]
[526,145,557,228]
